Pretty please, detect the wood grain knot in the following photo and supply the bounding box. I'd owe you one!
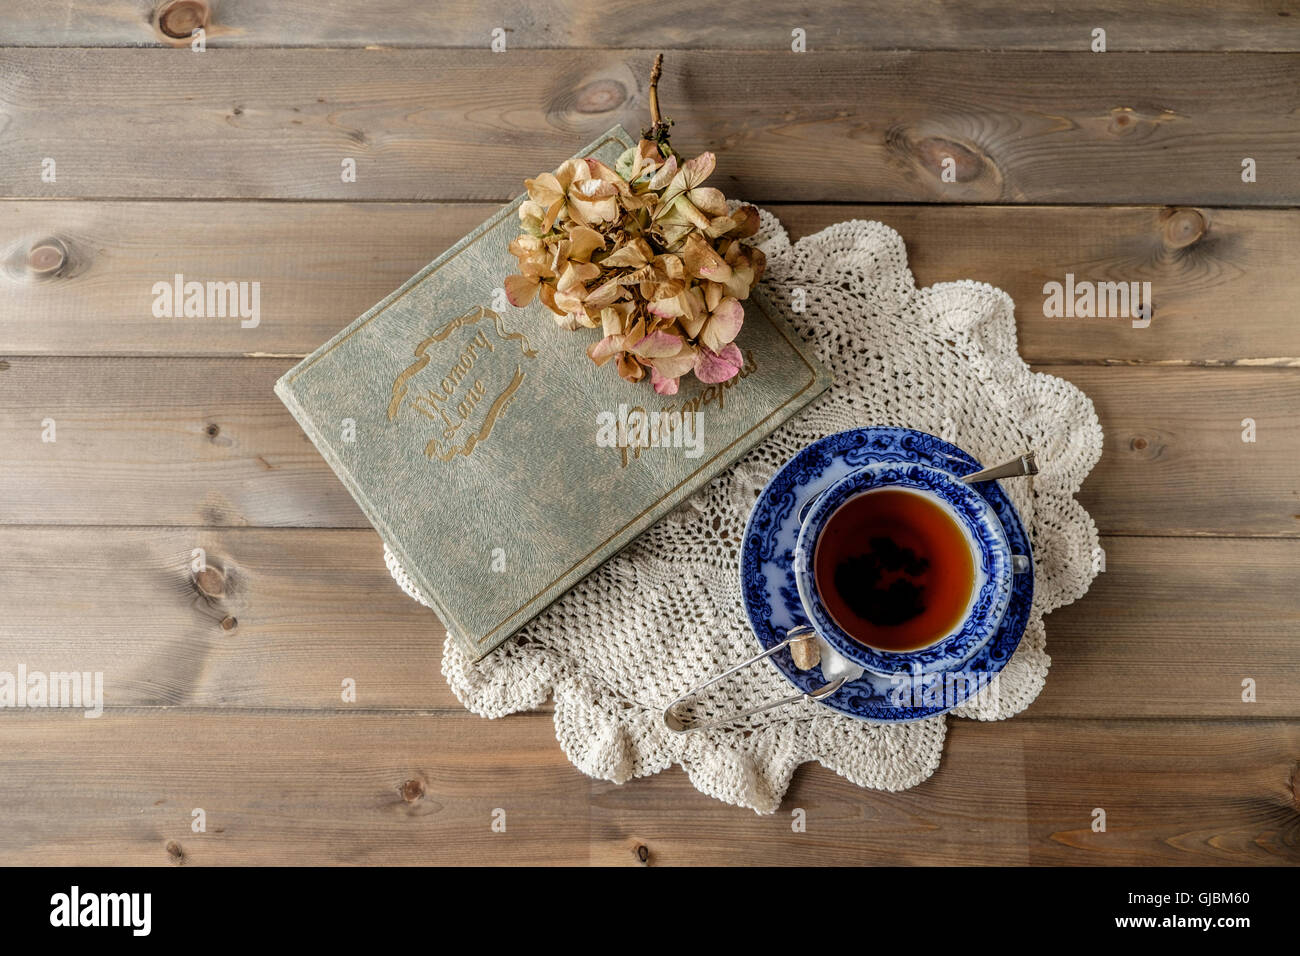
[1160,207,1208,249]
[219,615,238,631]
[913,136,984,181]
[885,127,1001,198]
[27,239,67,277]
[165,839,186,864]
[1128,434,1164,460]
[194,566,225,598]
[204,421,233,448]
[156,0,209,40]
[1279,764,1300,806]
[1289,761,1299,812]
[1106,106,1179,137]
[573,79,628,115]
[400,778,426,803]
[1108,108,1137,135]
[631,842,650,865]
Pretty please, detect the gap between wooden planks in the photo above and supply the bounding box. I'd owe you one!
[2,50,1297,203]
[3,202,1298,365]
[0,710,1294,865]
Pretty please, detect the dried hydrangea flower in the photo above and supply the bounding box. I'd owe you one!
[505,57,764,394]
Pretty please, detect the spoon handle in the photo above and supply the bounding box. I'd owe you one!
[961,452,1038,484]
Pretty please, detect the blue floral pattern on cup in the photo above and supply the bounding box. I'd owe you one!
[793,462,1013,675]
[739,427,1035,723]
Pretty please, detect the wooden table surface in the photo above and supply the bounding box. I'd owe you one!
[1,1,1298,866]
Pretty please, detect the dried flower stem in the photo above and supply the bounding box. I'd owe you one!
[649,53,664,126]
[645,53,672,147]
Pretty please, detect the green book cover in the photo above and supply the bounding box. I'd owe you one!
[275,126,831,660]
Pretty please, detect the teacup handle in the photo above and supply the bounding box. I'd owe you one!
[662,627,846,733]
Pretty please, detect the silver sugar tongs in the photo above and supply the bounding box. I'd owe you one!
[663,626,859,733]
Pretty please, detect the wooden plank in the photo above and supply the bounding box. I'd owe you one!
[0,711,1293,865]
[781,205,1300,368]
[1054,366,1300,537]
[0,711,594,865]
[614,718,1300,865]
[0,525,460,712]
[4,201,1298,365]
[1031,536,1300,718]
[1,1,1296,52]
[2,50,1296,203]
[0,528,1294,717]
[2,359,1295,535]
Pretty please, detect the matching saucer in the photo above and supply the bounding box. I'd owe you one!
[739,428,1034,723]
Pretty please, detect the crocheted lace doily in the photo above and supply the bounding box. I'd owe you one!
[385,210,1103,814]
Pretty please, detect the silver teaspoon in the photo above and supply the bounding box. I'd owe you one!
[960,452,1038,484]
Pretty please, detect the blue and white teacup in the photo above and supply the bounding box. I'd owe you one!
[792,461,1014,676]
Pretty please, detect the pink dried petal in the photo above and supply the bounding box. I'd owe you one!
[503,273,539,308]
[700,296,744,352]
[650,366,680,395]
[694,342,744,384]
[587,335,624,366]
[630,329,685,360]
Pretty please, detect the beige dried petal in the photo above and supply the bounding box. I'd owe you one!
[686,186,728,217]
[553,159,585,189]
[683,233,732,282]
[556,261,599,293]
[569,192,619,224]
[524,171,564,207]
[721,265,755,300]
[538,283,561,316]
[566,225,605,262]
[599,307,626,337]
[646,294,684,320]
[703,281,724,313]
[661,152,715,207]
[553,288,585,313]
[600,237,654,269]
[584,278,623,310]
[674,196,714,231]
[508,234,543,257]
[541,197,566,232]
[647,154,679,191]
[637,139,666,172]
[554,310,585,331]
[615,352,646,383]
